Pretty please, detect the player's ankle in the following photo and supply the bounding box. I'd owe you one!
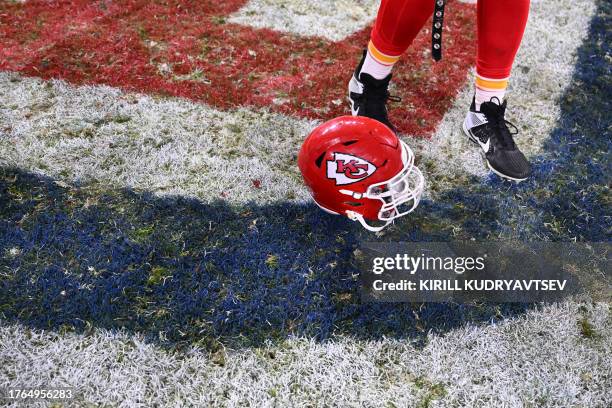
[474,73,508,110]
[359,40,401,80]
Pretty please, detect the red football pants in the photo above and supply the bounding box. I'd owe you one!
[370,0,530,79]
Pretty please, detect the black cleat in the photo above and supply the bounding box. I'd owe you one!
[462,97,531,182]
[348,51,400,132]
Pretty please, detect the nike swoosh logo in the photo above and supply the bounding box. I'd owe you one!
[476,137,490,153]
[350,100,359,116]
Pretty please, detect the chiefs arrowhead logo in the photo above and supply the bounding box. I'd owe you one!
[327,153,377,185]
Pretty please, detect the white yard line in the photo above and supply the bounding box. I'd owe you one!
[0,74,316,204]
[228,0,478,42]
[228,0,380,42]
[1,302,609,407]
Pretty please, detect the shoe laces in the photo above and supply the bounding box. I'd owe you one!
[362,76,401,127]
[480,97,519,150]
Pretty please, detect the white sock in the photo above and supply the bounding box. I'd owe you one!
[359,41,400,80]
[475,88,506,110]
[474,74,509,110]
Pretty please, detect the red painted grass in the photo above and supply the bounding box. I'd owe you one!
[0,0,476,135]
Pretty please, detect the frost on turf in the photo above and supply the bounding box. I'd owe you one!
[229,0,379,41]
[0,302,610,407]
[0,0,608,407]
[0,74,316,205]
[0,0,597,203]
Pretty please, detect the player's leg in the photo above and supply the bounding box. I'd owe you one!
[475,0,530,109]
[349,0,433,131]
[463,0,531,181]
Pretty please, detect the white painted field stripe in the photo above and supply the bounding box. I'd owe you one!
[0,74,316,205]
[228,0,380,42]
[229,0,478,42]
[1,302,609,407]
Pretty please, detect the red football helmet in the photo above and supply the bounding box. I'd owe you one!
[298,116,425,232]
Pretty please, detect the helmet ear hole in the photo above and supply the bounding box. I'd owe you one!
[342,140,358,146]
[343,201,362,207]
[314,151,326,168]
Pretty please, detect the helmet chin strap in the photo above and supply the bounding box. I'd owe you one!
[340,190,392,232]
[345,210,391,232]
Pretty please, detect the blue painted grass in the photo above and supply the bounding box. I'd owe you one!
[2,173,528,350]
[0,0,609,351]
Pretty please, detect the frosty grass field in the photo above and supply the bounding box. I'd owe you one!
[0,0,610,407]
